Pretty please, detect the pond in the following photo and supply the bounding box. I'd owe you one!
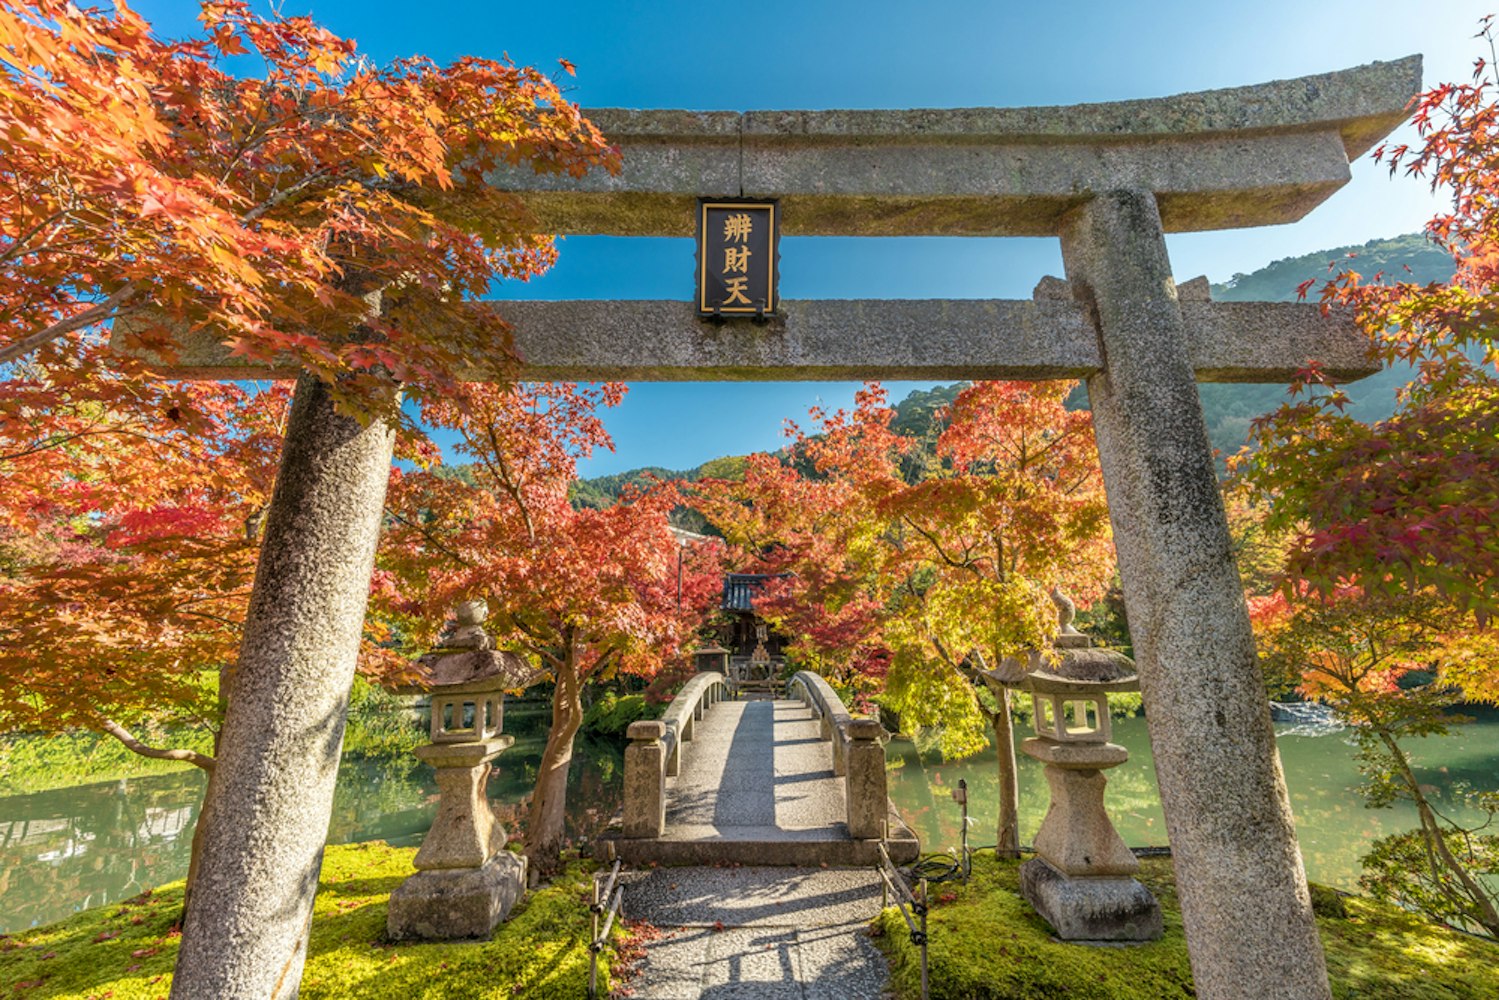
[2,704,1496,934]
[887,708,1499,890]
[0,704,624,933]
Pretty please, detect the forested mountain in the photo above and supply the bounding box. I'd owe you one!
[1198,232,1454,457]
[571,232,1450,503]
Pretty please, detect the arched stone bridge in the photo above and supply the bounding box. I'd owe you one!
[597,671,919,866]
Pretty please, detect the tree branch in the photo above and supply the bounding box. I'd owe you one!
[0,284,138,365]
[100,719,216,772]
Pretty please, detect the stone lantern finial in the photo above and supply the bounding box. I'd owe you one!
[1051,586,1086,645]
[438,599,494,651]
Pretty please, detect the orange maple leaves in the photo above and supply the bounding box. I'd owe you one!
[377,381,720,684]
[0,0,618,416]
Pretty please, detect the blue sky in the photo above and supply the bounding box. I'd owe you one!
[136,0,1487,475]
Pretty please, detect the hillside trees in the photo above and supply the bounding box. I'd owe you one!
[379,382,722,872]
[0,2,617,996]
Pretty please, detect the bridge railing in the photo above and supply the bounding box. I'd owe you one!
[621,671,728,838]
[789,671,889,840]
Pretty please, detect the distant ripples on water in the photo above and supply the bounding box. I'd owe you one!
[1270,701,1346,738]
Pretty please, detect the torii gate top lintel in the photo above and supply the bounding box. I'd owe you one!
[118,56,1420,385]
[496,56,1422,238]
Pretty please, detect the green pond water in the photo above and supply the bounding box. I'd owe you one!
[1,705,1495,934]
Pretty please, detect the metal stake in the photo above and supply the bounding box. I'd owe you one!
[919,876,929,1000]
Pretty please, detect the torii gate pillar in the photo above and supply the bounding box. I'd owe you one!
[1062,190,1327,997]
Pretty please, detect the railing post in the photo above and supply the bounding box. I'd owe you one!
[666,723,682,777]
[623,721,667,838]
[845,718,887,839]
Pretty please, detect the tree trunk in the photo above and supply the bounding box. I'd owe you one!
[1379,730,1499,934]
[991,688,1022,858]
[526,651,583,875]
[169,372,394,1000]
[180,782,211,927]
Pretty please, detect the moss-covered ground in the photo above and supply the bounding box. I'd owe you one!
[0,842,621,999]
[874,855,1499,1000]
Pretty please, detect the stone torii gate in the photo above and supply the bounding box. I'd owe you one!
[133,56,1421,1000]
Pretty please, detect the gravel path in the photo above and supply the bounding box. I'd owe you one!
[614,866,889,1000]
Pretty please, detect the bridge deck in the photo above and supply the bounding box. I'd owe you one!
[665,699,847,845]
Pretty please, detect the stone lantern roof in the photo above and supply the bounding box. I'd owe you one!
[975,587,1139,693]
[1028,646,1139,694]
[389,600,536,696]
[1031,589,1139,694]
[395,648,534,695]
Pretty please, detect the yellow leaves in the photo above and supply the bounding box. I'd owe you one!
[1433,627,1499,705]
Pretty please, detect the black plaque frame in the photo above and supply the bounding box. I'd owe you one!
[696,199,779,317]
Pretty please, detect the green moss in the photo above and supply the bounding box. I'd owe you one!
[1309,881,1350,920]
[0,842,623,999]
[874,855,1499,1000]
[582,691,661,738]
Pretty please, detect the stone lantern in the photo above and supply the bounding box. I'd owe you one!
[691,643,731,675]
[386,601,535,941]
[1018,590,1162,942]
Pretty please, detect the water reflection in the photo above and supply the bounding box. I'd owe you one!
[0,704,624,933]
[4,705,1495,933]
[888,709,1499,891]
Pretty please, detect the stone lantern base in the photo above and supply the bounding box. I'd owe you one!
[387,850,527,941]
[1020,858,1163,942]
[386,735,526,941]
[1018,736,1162,943]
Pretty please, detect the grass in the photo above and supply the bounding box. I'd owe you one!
[0,842,622,1000]
[0,728,216,795]
[0,680,423,796]
[874,855,1499,1000]
[9,844,1492,999]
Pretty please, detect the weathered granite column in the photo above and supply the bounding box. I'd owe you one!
[623,721,667,838]
[171,372,395,1000]
[1060,190,1329,999]
[844,719,887,840]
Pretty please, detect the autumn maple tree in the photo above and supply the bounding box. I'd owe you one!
[1248,586,1499,936]
[378,382,722,872]
[0,0,615,410]
[695,381,1114,855]
[1,3,620,996]
[1233,17,1499,937]
[876,380,1112,855]
[692,386,903,693]
[0,364,290,749]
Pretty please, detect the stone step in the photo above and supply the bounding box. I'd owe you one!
[606,833,890,868]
